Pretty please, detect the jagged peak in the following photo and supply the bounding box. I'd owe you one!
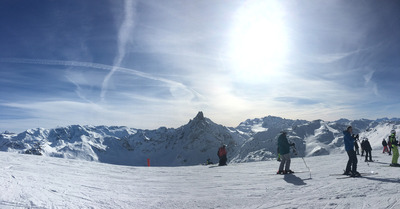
[194,111,204,121]
[187,111,207,128]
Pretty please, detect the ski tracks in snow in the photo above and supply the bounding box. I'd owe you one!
[1,150,400,208]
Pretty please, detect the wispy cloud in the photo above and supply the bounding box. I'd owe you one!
[363,70,374,84]
[0,58,201,102]
[363,70,379,96]
[1,101,131,128]
[309,50,359,64]
[101,0,136,102]
[274,97,320,106]
[0,57,205,132]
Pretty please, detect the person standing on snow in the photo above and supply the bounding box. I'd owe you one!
[361,139,366,157]
[343,126,360,177]
[217,145,227,166]
[360,139,365,156]
[206,158,213,165]
[389,130,399,166]
[354,134,360,155]
[363,138,373,162]
[277,131,295,174]
[382,139,389,153]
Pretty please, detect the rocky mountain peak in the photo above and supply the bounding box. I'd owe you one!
[194,111,204,121]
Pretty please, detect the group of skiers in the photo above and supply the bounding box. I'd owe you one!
[353,134,373,162]
[278,126,399,177]
[213,127,400,176]
[338,126,399,177]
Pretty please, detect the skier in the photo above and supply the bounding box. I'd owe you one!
[389,130,399,167]
[354,134,360,155]
[206,158,213,165]
[343,126,360,177]
[360,139,365,156]
[388,136,392,155]
[363,138,373,162]
[217,145,227,166]
[277,131,295,174]
[382,139,389,153]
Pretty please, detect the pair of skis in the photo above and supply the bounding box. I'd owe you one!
[329,172,378,179]
[268,170,309,176]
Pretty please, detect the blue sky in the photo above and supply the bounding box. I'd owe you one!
[1,0,400,133]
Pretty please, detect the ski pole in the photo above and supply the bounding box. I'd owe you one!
[292,144,311,179]
[301,157,312,179]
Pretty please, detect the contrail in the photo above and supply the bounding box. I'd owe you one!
[0,58,202,99]
[101,0,136,101]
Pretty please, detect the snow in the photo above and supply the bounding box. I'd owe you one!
[1,149,399,208]
[252,124,268,133]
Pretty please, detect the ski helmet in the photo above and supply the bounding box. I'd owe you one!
[280,130,288,134]
[391,130,396,134]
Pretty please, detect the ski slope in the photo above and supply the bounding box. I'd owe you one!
[0,150,399,209]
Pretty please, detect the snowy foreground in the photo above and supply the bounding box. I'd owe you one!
[1,151,399,209]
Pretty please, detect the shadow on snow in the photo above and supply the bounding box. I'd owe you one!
[363,177,400,183]
[283,174,308,186]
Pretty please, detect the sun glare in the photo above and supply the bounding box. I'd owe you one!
[229,1,288,82]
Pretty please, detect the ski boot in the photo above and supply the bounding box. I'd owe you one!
[350,171,361,177]
[284,170,294,174]
[343,171,351,176]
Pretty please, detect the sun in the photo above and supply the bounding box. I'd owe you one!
[228,1,288,82]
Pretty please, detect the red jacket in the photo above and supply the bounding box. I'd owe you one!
[218,147,227,157]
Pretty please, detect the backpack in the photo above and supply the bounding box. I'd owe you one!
[218,147,227,157]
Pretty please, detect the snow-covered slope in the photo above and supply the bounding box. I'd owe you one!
[1,150,399,208]
[359,121,400,149]
[1,112,400,166]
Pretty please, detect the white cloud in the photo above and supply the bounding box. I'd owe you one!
[309,50,358,64]
[363,70,374,84]
[101,0,137,101]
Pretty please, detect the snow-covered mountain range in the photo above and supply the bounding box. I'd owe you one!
[1,111,400,166]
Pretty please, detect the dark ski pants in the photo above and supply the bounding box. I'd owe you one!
[345,150,357,173]
[365,150,372,161]
[219,155,227,166]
